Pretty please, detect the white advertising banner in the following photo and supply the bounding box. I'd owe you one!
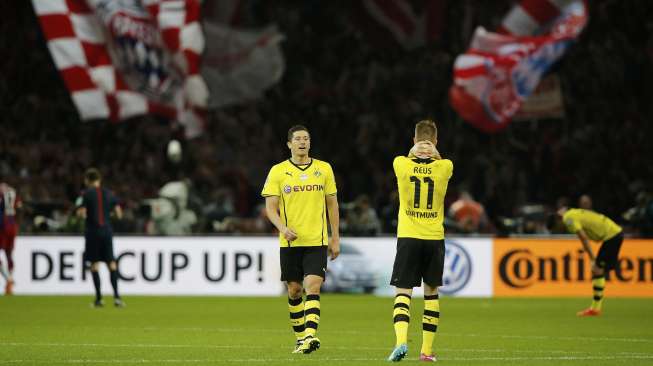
[11,236,493,297]
[13,236,283,296]
[324,238,493,297]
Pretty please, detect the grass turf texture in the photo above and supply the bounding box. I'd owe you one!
[1,296,652,365]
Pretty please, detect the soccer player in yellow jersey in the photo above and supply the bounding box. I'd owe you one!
[388,120,453,363]
[261,125,340,354]
[558,207,624,317]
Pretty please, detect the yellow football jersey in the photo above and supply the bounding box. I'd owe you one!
[394,156,453,240]
[563,208,622,242]
[261,158,337,247]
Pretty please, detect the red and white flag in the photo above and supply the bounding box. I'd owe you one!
[32,0,208,138]
[356,0,445,49]
[202,23,285,108]
[449,0,587,133]
[498,0,578,36]
[513,74,565,121]
[200,0,285,108]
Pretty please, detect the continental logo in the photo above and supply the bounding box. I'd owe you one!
[499,248,653,288]
[285,184,324,194]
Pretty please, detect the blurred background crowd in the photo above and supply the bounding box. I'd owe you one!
[1,0,652,237]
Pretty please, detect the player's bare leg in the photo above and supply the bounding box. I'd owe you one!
[1,246,14,295]
[420,284,439,362]
[0,259,7,282]
[108,261,124,307]
[388,288,412,362]
[5,270,13,295]
[297,275,322,354]
[90,262,103,307]
[0,257,10,295]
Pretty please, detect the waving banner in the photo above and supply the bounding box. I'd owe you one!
[32,0,207,138]
[449,0,587,133]
[202,23,285,109]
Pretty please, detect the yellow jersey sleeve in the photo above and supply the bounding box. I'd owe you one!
[393,156,409,178]
[261,165,281,197]
[441,158,453,179]
[562,211,583,233]
[323,162,337,195]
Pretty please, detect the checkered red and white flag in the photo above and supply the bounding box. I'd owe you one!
[32,0,207,138]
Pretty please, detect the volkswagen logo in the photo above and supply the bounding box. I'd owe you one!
[440,240,472,295]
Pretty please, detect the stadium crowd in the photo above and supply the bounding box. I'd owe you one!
[1,0,652,237]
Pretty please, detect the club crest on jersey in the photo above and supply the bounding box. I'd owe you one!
[313,170,321,177]
[300,173,308,181]
[283,185,292,194]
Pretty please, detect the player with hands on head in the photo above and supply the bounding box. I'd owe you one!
[388,120,453,362]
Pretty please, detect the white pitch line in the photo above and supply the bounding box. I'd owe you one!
[2,355,653,364]
[2,342,652,358]
[25,326,653,344]
[444,355,653,361]
[444,332,653,344]
[1,342,251,349]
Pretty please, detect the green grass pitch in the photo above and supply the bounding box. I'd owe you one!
[1,295,652,365]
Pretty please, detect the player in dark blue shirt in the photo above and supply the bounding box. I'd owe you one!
[75,168,124,308]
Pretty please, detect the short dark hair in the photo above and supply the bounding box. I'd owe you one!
[415,119,437,141]
[84,168,101,183]
[287,125,309,141]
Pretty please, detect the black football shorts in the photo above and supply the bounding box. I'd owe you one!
[596,231,624,271]
[280,246,327,282]
[391,238,445,288]
[84,228,115,263]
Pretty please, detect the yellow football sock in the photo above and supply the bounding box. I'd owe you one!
[393,294,411,346]
[304,294,320,337]
[421,294,440,356]
[591,276,605,311]
[288,296,305,340]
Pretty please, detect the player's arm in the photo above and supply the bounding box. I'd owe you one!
[113,205,123,220]
[408,141,441,159]
[110,193,123,220]
[326,194,340,261]
[432,146,442,160]
[576,229,595,261]
[264,195,297,241]
[74,195,86,218]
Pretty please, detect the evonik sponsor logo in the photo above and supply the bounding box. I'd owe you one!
[284,185,324,194]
